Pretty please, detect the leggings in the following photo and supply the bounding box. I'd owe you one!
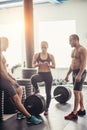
[31,72,53,109]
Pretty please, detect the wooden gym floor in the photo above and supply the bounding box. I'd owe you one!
[0,85,87,130]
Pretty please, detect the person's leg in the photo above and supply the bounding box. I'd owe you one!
[16,86,23,101]
[65,82,83,120]
[79,91,85,110]
[13,82,25,119]
[64,91,79,120]
[1,79,30,117]
[65,70,86,120]
[77,91,86,116]
[44,72,53,115]
[79,70,86,111]
[64,70,78,120]
[0,79,42,124]
[77,70,86,116]
[44,83,52,114]
[31,74,43,94]
[12,94,42,124]
[15,85,25,119]
[12,94,31,117]
[73,90,81,114]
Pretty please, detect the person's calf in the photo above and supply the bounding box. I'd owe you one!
[16,87,23,100]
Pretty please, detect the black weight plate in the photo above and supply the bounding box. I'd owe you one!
[53,86,71,103]
[24,94,45,115]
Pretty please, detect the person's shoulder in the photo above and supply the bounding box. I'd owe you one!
[72,48,75,52]
[0,53,6,64]
[79,45,87,53]
[48,53,54,59]
[35,53,40,56]
[34,53,40,58]
[0,53,4,59]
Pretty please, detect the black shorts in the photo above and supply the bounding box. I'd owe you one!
[0,77,19,97]
[72,69,86,91]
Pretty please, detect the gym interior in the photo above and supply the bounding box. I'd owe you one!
[0,0,87,130]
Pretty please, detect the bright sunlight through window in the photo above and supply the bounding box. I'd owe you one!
[39,20,76,68]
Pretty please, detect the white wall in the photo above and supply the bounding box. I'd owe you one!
[34,0,87,50]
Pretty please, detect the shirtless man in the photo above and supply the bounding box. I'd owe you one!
[64,34,87,120]
[31,41,55,115]
[0,37,42,124]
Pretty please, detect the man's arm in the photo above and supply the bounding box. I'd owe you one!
[67,65,73,76]
[0,56,16,85]
[65,65,73,82]
[8,73,16,80]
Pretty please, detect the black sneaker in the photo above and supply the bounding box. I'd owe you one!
[26,116,42,125]
[77,109,86,116]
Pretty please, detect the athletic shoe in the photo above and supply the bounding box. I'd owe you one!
[77,109,86,116]
[64,112,78,120]
[26,115,42,125]
[17,113,25,120]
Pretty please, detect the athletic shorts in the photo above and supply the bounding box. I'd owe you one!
[0,77,20,97]
[72,69,86,91]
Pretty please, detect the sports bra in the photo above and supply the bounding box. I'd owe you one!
[37,53,51,64]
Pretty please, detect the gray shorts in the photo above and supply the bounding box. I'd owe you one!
[72,69,86,91]
[0,77,20,97]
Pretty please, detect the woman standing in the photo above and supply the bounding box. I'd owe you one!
[31,41,56,115]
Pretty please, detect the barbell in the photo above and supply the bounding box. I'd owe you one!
[24,86,72,115]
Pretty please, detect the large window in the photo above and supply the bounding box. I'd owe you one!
[0,23,25,68]
[0,20,76,69]
[39,20,76,68]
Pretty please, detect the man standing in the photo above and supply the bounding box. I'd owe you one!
[64,34,87,120]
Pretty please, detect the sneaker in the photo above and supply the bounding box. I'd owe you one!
[77,109,86,116]
[26,115,42,125]
[64,112,78,120]
[17,113,25,120]
[44,111,48,116]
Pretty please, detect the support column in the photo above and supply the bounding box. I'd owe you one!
[23,0,37,79]
[24,0,34,68]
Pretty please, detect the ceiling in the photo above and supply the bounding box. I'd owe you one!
[0,0,68,9]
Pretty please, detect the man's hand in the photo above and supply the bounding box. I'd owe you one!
[65,75,69,82]
[75,75,81,82]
